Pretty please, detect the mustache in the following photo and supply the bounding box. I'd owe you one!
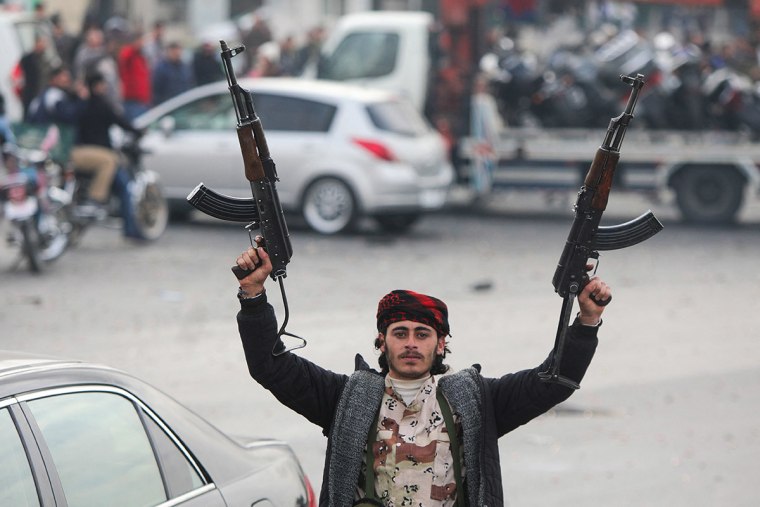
[399,352,423,359]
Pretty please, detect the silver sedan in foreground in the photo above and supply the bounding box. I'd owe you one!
[0,350,315,506]
[134,77,454,234]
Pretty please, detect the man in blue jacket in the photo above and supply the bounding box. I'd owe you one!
[234,242,609,506]
[152,41,194,105]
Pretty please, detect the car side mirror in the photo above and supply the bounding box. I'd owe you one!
[159,116,176,137]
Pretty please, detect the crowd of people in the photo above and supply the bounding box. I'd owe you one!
[17,7,326,125]
[4,5,328,241]
[21,18,202,123]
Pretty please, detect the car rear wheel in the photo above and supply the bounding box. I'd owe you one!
[301,177,357,234]
[134,180,169,240]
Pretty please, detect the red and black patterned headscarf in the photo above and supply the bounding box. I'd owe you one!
[376,289,450,337]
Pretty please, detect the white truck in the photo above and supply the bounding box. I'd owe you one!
[313,10,760,224]
[303,10,433,112]
[459,127,760,223]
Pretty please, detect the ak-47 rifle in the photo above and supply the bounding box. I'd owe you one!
[538,73,663,389]
[187,40,302,354]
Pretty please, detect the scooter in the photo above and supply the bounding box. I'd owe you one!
[0,144,70,273]
[66,131,168,245]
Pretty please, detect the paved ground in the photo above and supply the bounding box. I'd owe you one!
[2,188,759,506]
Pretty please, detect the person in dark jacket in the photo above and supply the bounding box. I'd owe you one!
[192,40,224,86]
[70,72,144,239]
[233,240,609,506]
[20,34,54,120]
[152,41,194,105]
[28,66,114,220]
[74,72,139,148]
[26,65,85,126]
[50,12,79,69]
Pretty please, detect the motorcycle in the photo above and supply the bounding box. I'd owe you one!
[0,144,70,273]
[66,131,168,245]
[702,67,760,137]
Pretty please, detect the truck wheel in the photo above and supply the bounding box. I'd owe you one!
[674,167,744,224]
[301,177,357,234]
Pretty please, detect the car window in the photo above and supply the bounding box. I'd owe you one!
[161,93,234,131]
[27,392,167,507]
[319,32,399,80]
[0,408,39,507]
[367,100,430,137]
[254,93,336,132]
[142,413,204,497]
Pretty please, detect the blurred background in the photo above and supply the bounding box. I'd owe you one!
[2,1,760,506]
[5,0,760,224]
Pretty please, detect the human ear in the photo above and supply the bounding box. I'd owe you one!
[377,333,386,353]
[436,337,446,355]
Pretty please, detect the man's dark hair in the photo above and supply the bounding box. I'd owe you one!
[373,335,451,375]
[86,71,105,91]
[49,65,67,78]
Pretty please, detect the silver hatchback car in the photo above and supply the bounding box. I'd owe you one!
[134,77,454,234]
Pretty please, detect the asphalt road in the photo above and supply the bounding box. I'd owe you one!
[2,189,759,506]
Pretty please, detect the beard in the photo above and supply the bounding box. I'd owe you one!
[384,349,437,379]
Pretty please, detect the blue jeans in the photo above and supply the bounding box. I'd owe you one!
[111,168,142,238]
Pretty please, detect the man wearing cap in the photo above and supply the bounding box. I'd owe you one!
[235,241,608,507]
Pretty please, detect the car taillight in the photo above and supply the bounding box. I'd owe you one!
[353,138,396,162]
[304,474,317,507]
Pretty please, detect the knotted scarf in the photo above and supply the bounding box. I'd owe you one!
[376,289,450,337]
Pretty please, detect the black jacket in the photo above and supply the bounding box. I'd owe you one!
[76,94,138,148]
[237,295,599,506]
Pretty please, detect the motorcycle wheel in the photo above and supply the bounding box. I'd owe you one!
[66,220,88,248]
[37,209,70,263]
[20,219,43,273]
[133,179,168,241]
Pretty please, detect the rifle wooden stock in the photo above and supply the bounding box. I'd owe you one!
[238,125,265,182]
[585,148,620,211]
[251,120,271,158]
